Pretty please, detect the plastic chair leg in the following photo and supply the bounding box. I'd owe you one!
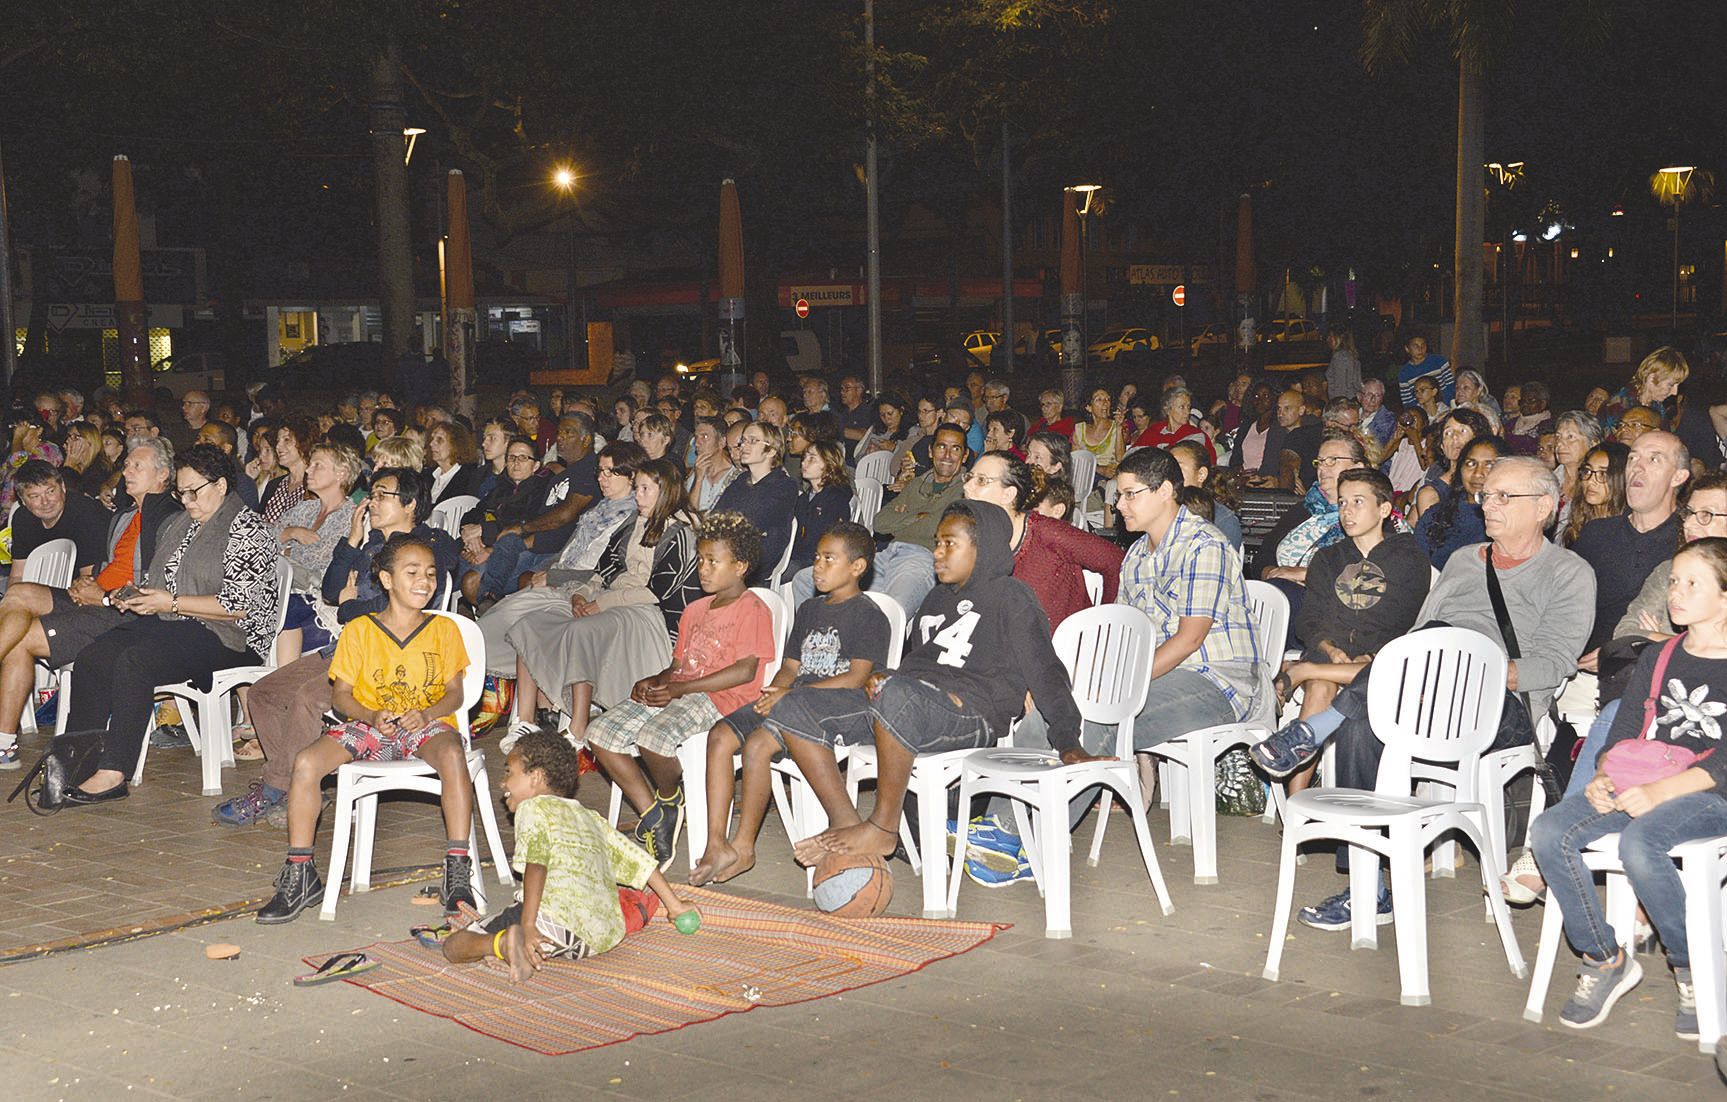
[914,767,951,918]
[1188,745,1221,885]
[1035,781,1072,939]
[1523,884,1568,1021]
[1165,759,1192,846]
[1349,845,1381,951]
[352,793,379,893]
[1386,822,1432,1006]
[1263,823,1302,982]
[1681,852,1726,1052]
[1121,772,1174,915]
[677,733,711,874]
[470,756,514,887]
[320,772,357,921]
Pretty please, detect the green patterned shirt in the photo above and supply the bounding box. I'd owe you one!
[512,795,657,954]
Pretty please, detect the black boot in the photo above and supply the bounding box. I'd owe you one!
[256,860,324,924]
[442,853,476,915]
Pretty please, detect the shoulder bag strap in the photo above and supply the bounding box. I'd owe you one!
[1638,632,1686,739]
[1483,554,1520,659]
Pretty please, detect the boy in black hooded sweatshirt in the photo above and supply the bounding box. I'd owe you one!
[774,498,1105,863]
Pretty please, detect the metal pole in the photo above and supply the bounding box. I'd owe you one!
[0,141,16,411]
[1079,212,1090,372]
[1000,118,1013,373]
[1673,200,1681,335]
[864,0,882,394]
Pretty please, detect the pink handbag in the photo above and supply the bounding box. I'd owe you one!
[1602,634,1712,790]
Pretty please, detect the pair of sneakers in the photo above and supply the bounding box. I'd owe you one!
[949,815,1033,887]
[632,785,685,870]
[1560,951,1697,1039]
[256,852,476,925]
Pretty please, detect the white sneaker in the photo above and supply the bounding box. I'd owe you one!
[498,720,539,753]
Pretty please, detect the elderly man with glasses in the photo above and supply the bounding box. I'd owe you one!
[1250,455,1595,930]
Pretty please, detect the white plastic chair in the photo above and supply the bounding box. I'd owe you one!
[855,451,896,487]
[1081,569,1103,607]
[770,591,908,891]
[16,539,76,734]
[1068,449,1098,531]
[851,476,883,533]
[1143,578,1287,884]
[429,495,478,539]
[21,538,76,587]
[128,557,295,796]
[1523,832,1727,1052]
[320,610,514,920]
[1261,626,1528,1006]
[603,587,789,872]
[947,604,1175,938]
[764,518,798,589]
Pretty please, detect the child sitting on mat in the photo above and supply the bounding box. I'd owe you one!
[438,731,699,983]
[258,534,474,926]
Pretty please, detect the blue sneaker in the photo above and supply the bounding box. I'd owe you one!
[965,848,1033,888]
[1297,882,1392,932]
[212,780,286,827]
[1250,720,1321,780]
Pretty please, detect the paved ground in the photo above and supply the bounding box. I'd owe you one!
[0,733,1721,1100]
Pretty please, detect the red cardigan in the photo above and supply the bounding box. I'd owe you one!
[1130,421,1216,465]
[1013,511,1124,634]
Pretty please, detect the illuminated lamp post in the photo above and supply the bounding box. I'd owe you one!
[1653,165,1696,334]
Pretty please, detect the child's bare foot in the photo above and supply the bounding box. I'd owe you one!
[503,924,534,985]
[689,839,755,886]
[796,818,896,862]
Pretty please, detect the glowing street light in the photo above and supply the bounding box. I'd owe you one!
[402,127,426,166]
[1066,184,1103,362]
[1655,164,1698,332]
[552,165,578,192]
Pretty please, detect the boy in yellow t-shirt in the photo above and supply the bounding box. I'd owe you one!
[257,536,474,926]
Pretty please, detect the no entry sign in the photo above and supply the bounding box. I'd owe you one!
[1171,284,1186,307]
[794,298,810,318]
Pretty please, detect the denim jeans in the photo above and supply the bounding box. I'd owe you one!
[1082,667,1239,752]
[1529,790,1727,968]
[1562,698,1621,802]
[791,540,934,621]
[477,532,553,601]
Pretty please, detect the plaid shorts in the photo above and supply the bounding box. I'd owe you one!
[325,718,454,762]
[585,692,722,757]
[466,901,591,961]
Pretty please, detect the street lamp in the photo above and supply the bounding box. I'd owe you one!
[1484,160,1524,367]
[551,166,581,371]
[402,127,426,166]
[1067,184,1101,367]
[1655,164,1695,334]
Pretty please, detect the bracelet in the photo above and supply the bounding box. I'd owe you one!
[492,930,506,960]
[171,593,179,615]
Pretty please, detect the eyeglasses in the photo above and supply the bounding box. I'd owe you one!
[597,466,620,479]
[964,472,1001,487]
[368,488,403,501]
[1314,455,1358,468]
[1118,484,1155,502]
[506,454,537,464]
[1470,490,1545,507]
[1580,466,1610,483]
[173,479,213,501]
[1682,507,1724,526]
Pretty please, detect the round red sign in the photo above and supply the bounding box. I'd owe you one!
[794,298,810,318]
[1171,284,1186,307]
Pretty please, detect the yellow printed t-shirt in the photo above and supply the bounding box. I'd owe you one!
[329,613,469,721]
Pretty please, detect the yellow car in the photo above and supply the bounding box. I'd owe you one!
[1087,327,1159,363]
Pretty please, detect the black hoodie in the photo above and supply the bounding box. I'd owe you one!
[895,500,1084,752]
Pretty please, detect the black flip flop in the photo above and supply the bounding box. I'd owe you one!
[293,952,380,987]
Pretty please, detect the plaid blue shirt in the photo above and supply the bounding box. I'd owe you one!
[1118,507,1262,718]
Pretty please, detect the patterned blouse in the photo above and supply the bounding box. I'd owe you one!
[161,508,282,659]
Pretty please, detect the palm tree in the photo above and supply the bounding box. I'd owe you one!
[1362,1,1606,374]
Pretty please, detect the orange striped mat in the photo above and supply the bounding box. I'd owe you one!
[307,887,1006,1055]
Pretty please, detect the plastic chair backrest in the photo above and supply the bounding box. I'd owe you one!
[1243,579,1290,660]
[1052,603,1156,758]
[851,476,884,532]
[765,518,798,587]
[1365,626,1507,794]
[746,585,790,685]
[21,538,77,587]
[1082,569,1104,606]
[254,556,294,665]
[1069,448,1099,503]
[427,609,486,746]
[855,451,896,486]
[430,495,478,539]
[862,590,906,667]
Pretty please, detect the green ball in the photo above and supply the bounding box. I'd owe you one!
[674,909,701,934]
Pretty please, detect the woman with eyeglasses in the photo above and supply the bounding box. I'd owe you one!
[1551,409,1605,537]
[212,465,459,824]
[56,445,281,807]
[1260,430,1379,595]
[1558,442,1630,548]
[1411,408,1493,524]
[271,442,363,665]
[711,420,798,584]
[1415,435,1509,568]
[456,438,546,600]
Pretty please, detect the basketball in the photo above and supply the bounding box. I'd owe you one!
[811,852,893,917]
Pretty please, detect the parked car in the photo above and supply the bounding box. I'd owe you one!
[1188,323,1230,355]
[676,330,823,377]
[275,342,387,389]
[1258,318,1323,344]
[961,330,1000,365]
[1087,327,1159,363]
[105,351,227,397]
[1014,329,1065,358]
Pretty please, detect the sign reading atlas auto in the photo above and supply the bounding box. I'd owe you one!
[25,245,204,304]
[777,283,866,309]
